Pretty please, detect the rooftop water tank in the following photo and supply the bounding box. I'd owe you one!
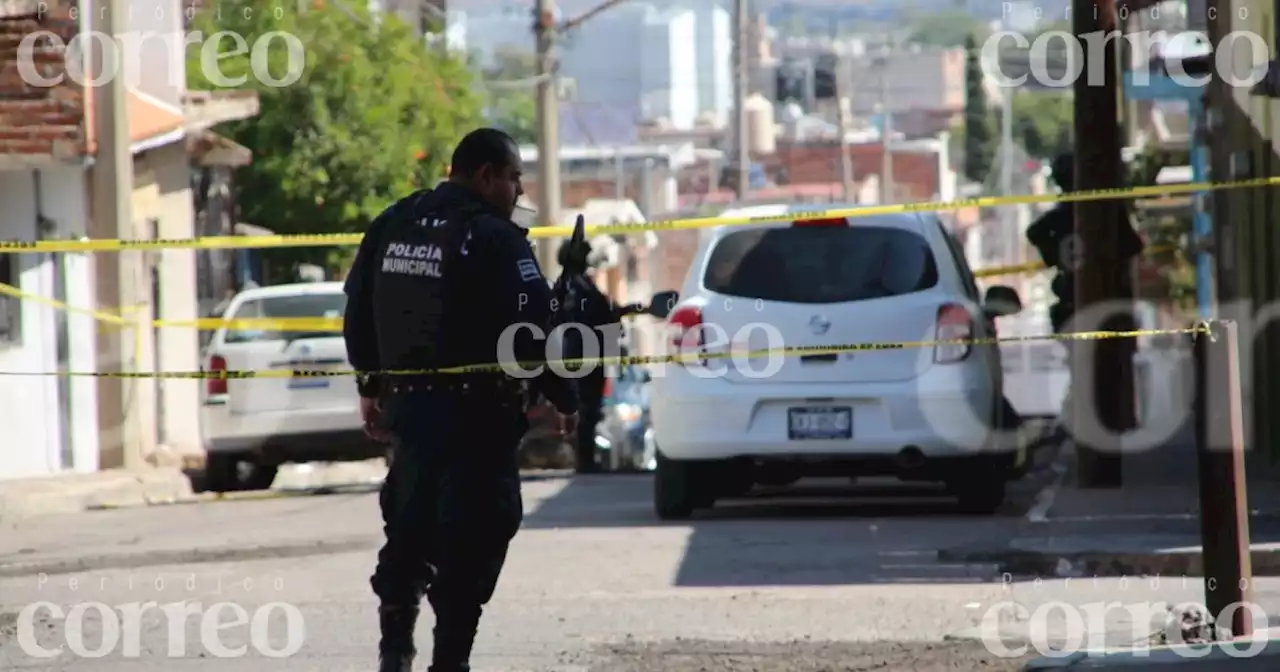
[744,93,776,155]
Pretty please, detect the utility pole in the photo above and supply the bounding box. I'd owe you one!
[91,0,143,470]
[614,148,625,200]
[534,0,561,274]
[733,0,750,199]
[1071,0,1130,487]
[877,55,893,204]
[1000,84,1015,264]
[834,55,855,202]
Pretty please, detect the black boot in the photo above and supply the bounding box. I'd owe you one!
[428,625,477,672]
[379,652,414,672]
[377,605,419,671]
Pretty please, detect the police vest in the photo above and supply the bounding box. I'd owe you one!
[370,193,483,373]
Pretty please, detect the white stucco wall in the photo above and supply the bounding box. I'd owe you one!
[0,167,99,480]
[133,143,200,454]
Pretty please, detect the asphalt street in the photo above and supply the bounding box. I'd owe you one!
[0,472,1154,671]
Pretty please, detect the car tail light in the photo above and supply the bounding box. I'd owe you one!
[668,305,704,355]
[934,304,973,363]
[207,355,228,395]
[792,217,847,227]
[602,377,613,399]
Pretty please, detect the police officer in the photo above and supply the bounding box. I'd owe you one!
[556,239,643,473]
[343,128,579,672]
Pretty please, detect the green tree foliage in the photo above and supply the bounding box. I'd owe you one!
[953,92,1074,167]
[186,0,484,275]
[1127,148,1196,315]
[962,33,994,184]
[910,11,989,47]
[1011,91,1072,160]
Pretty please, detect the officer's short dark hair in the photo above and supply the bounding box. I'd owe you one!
[450,128,518,178]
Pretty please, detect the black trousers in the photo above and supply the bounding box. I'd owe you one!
[370,386,526,663]
[575,369,605,471]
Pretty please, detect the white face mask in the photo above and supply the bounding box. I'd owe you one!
[511,204,537,229]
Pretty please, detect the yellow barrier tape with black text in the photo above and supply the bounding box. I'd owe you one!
[0,177,1264,254]
[0,281,132,325]
[0,326,1209,379]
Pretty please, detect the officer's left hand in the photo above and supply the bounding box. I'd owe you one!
[361,397,391,443]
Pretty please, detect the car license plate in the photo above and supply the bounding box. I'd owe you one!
[788,406,852,440]
[288,377,331,390]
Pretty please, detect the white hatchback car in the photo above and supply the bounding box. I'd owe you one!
[649,207,1024,519]
[201,282,381,492]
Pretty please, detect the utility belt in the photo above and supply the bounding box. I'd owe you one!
[383,372,526,401]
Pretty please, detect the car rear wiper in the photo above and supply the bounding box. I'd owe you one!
[281,331,333,350]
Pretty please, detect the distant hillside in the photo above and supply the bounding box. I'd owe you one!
[447,0,1071,26]
[763,0,1071,25]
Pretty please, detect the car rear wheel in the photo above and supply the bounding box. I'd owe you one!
[204,453,279,493]
[654,451,712,520]
[946,463,1008,515]
[952,478,1007,514]
[243,463,279,491]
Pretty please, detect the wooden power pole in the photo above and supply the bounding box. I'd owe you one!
[91,0,145,469]
[733,0,750,199]
[1071,0,1132,487]
[533,0,561,275]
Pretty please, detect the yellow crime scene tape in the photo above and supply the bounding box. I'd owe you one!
[0,325,1209,380]
[151,316,344,331]
[0,281,132,325]
[0,176,1264,254]
[0,178,1218,383]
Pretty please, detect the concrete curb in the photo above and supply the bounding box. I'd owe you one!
[939,542,1280,578]
[0,467,577,519]
[0,536,379,578]
[0,468,194,523]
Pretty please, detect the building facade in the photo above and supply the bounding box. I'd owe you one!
[0,0,257,479]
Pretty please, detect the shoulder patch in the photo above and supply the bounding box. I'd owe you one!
[517,258,542,282]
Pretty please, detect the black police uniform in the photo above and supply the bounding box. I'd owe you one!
[561,273,624,472]
[343,182,578,672]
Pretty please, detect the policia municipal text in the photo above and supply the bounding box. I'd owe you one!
[343,128,580,672]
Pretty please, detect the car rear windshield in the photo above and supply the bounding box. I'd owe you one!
[223,293,346,344]
[702,225,939,304]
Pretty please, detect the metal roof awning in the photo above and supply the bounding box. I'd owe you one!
[234,222,275,237]
[184,91,261,133]
[187,130,252,167]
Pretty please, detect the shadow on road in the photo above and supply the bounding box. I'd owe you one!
[522,474,1028,587]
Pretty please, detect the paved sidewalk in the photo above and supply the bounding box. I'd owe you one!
[0,460,394,526]
[0,468,193,524]
[942,422,1280,578]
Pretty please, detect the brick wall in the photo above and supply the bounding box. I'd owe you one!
[760,142,941,203]
[0,1,85,159]
[523,173,671,216]
[653,229,697,295]
[524,178,629,212]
